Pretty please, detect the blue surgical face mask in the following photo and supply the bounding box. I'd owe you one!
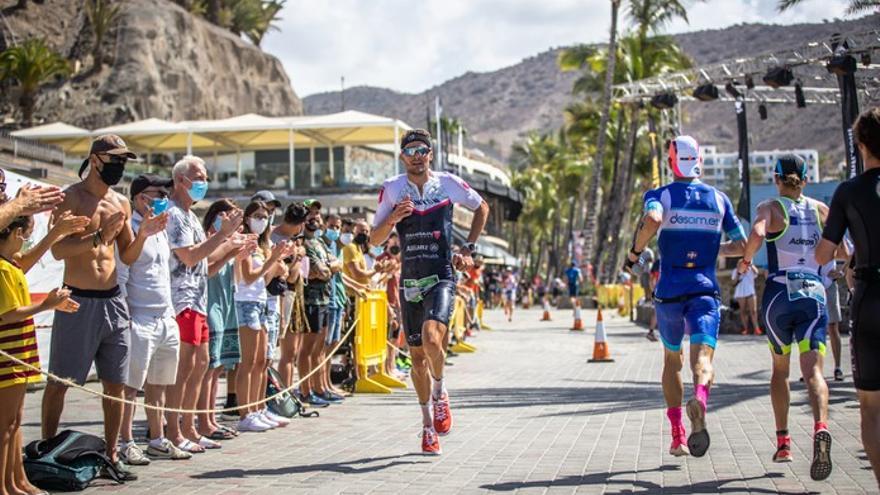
[340,232,353,245]
[314,229,323,239]
[188,180,208,201]
[213,217,223,232]
[370,246,385,257]
[324,229,340,242]
[150,197,169,215]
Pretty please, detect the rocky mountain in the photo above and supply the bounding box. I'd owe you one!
[0,0,302,129]
[304,14,880,177]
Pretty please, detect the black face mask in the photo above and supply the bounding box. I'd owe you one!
[354,233,368,245]
[98,162,126,186]
[389,246,401,255]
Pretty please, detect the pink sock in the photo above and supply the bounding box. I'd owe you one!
[695,384,709,411]
[666,407,683,428]
[815,421,828,433]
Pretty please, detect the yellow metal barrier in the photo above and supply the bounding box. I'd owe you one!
[477,299,492,330]
[449,296,477,353]
[594,284,645,316]
[354,290,407,393]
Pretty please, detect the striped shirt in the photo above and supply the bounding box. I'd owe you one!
[0,257,41,388]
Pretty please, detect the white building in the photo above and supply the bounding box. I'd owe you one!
[701,146,820,189]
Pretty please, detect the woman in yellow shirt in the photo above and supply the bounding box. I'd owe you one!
[0,214,81,495]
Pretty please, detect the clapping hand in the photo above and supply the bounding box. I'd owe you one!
[15,184,64,215]
[219,210,244,236]
[43,287,79,313]
[101,210,126,244]
[139,207,168,238]
[49,210,89,239]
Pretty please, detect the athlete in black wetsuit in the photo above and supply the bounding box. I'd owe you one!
[371,128,490,455]
[816,107,880,488]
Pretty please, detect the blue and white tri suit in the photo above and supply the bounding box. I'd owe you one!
[643,180,746,351]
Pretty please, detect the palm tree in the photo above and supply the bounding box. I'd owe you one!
[0,38,70,126]
[778,0,878,14]
[84,0,122,71]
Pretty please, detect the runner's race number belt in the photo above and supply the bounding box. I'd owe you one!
[653,291,719,305]
[403,275,440,303]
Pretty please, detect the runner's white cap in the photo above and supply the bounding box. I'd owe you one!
[668,135,702,178]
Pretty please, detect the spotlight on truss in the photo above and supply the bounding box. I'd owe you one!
[795,81,806,108]
[724,82,742,99]
[650,92,678,109]
[827,54,857,76]
[759,103,768,120]
[745,75,755,90]
[861,52,872,67]
[763,67,794,88]
[693,83,719,101]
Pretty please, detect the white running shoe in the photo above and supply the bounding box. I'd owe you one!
[263,410,291,427]
[257,410,280,428]
[237,413,271,432]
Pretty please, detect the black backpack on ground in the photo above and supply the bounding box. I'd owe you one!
[265,366,319,418]
[23,430,122,491]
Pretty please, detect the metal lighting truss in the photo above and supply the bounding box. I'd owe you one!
[612,28,880,105]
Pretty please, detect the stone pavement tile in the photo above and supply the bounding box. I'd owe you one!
[16,307,875,494]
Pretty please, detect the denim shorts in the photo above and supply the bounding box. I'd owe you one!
[235,300,268,331]
[326,306,345,345]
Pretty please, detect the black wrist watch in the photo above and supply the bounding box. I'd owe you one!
[462,242,477,254]
[629,247,643,258]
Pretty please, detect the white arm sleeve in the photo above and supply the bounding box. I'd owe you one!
[441,173,483,210]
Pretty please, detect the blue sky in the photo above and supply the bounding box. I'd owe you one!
[261,0,856,97]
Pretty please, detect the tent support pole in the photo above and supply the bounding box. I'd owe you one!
[393,122,400,174]
[236,148,242,188]
[289,128,295,192]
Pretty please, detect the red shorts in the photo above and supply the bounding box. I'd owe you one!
[176,309,209,346]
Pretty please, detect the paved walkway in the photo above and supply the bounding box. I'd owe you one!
[21,307,877,494]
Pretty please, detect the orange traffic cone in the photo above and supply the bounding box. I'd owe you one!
[541,298,552,321]
[588,308,614,362]
[571,304,584,331]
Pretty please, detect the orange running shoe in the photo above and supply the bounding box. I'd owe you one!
[669,424,690,456]
[421,426,441,455]
[755,327,764,336]
[432,394,453,436]
[773,434,793,463]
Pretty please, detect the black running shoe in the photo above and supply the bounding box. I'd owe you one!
[686,398,710,457]
[810,429,833,481]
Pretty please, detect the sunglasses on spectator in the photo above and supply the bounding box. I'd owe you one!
[98,154,128,167]
[402,146,431,157]
[141,189,168,199]
[0,182,5,193]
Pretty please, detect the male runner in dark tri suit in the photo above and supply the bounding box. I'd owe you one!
[817,107,880,488]
[371,129,489,455]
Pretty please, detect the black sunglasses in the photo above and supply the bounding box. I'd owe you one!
[140,189,168,199]
[99,154,128,167]
[0,183,6,193]
[402,146,431,157]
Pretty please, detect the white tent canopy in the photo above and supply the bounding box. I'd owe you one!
[12,110,412,189]
[13,110,410,153]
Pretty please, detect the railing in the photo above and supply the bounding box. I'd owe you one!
[0,131,65,165]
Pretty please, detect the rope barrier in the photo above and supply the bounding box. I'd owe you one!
[1,318,359,414]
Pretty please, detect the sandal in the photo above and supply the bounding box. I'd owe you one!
[197,436,222,449]
[207,429,235,440]
[218,424,240,437]
[176,439,205,454]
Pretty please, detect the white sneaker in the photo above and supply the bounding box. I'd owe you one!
[237,413,271,432]
[258,410,280,428]
[263,410,291,427]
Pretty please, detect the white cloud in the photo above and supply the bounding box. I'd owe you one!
[261,0,854,97]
